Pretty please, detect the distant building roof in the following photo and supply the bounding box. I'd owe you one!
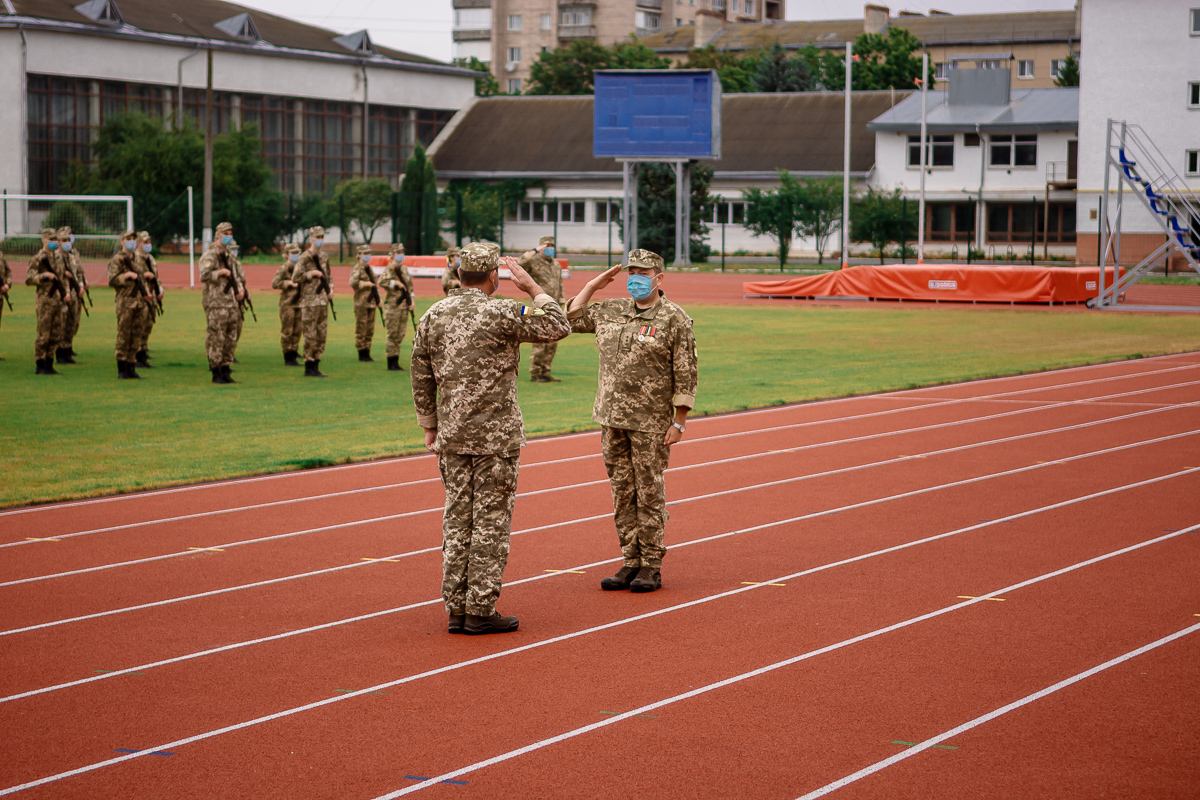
[2,0,472,76]
[429,91,911,179]
[640,11,1079,54]
[867,87,1079,133]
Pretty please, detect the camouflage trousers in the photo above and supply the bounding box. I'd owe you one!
[34,295,65,360]
[353,304,377,351]
[235,305,244,343]
[114,298,147,361]
[61,293,83,349]
[601,426,672,569]
[135,300,156,352]
[279,301,301,353]
[384,303,409,357]
[529,340,558,378]
[301,305,328,361]
[438,451,520,616]
[204,305,239,369]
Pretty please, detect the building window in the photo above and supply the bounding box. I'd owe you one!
[1187,150,1199,176]
[561,9,591,26]
[1017,60,1034,79]
[676,17,682,26]
[925,202,975,242]
[507,14,522,30]
[963,132,981,147]
[1192,8,1200,34]
[540,13,551,30]
[986,202,1076,244]
[453,8,491,30]
[559,201,587,223]
[934,62,950,80]
[507,78,522,94]
[1190,82,1200,107]
[978,60,1004,70]
[989,134,1037,168]
[907,134,954,168]
[744,0,755,14]
[1050,59,1066,78]
[712,201,746,224]
[635,11,661,32]
[595,200,620,223]
[507,47,521,63]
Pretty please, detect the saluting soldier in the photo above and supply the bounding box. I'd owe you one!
[566,249,698,594]
[272,243,303,366]
[199,222,244,384]
[133,231,162,370]
[0,249,12,360]
[441,245,461,295]
[349,244,382,362]
[411,242,571,635]
[26,227,68,375]
[107,230,153,380]
[520,235,565,383]
[381,242,415,372]
[291,225,333,378]
[56,226,87,365]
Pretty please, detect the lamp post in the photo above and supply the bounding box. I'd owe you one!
[918,52,928,265]
[841,41,852,269]
[173,14,214,249]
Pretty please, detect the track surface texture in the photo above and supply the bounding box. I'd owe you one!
[2,353,1199,799]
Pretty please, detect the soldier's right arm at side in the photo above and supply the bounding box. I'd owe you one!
[199,252,220,284]
[26,253,47,286]
[106,254,126,288]
[409,319,438,429]
[270,262,290,290]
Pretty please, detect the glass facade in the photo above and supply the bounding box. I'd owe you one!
[26,74,454,195]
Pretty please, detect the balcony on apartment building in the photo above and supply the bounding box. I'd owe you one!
[559,1,597,40]
[452,0,491,41]
[636,0,664,9]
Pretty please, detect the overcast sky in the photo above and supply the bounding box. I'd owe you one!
[234,0,1077,63]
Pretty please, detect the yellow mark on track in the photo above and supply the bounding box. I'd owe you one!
[958,595,1005,602]
[25,537,60,542]
[188,546,224,552]
[361,557,399,563]
[545,569,586,574]
[743,581,787,587]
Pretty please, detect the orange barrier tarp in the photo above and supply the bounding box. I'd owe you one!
[369,255,569,279]
[743,264,1125,305]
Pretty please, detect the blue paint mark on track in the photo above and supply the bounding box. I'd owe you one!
[404,775,469,786]
[114,748,175,756]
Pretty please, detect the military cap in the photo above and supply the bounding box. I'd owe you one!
[446,245,460,257]
[458,241,499,273]
[538,235,555,247]
[56,226,72,239]
[41,228,56,238]
[626,249,664,272]
[356,244,372,256]
[309,226,325,239]
[137,230,151,242]
[389,242,405,255]
[215,221,233,234]
[120,229,136,239]
[284,243,301,254]
[479,241,501,255]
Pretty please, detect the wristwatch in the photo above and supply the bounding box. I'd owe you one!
[672,422,686,433]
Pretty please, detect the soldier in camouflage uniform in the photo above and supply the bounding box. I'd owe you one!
[199,222,244,384]
[0,249,12,360]
[381,242,415,371]
[412,242,571,635]
[107,230,154,380]
[349,244,382,362]
[521,236,565,383]
[26,228,69,375]
[441,245,461,295]
[567,249,698,593]
[55,226,87,365]
[272,243,303,366]
[132,231,162,370]
[291,225,333,378]
[228,240,246,351]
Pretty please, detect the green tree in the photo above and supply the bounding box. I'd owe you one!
[753,42,812,92]
[421,157,442,253]
[452,56,501,96]
[525,38,670,95]
[792,174,843,265]
[743,177,803,269]
[443,178,543,244]
[211,124,285,252]
[802,27,923,92]
[399,144,440,254]
[333,178,393,247]
[283,193,329,243]
[851,188,916,264]
[1054,52,1080,87]
[678,46,757,93]
[623,163,715,264]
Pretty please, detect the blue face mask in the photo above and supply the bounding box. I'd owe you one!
[627,273,655,301]
[142,243,152,253]
[361,255,371,263]
[543,247,555,258]
[61,241,72,253]
[290,253,300,262]
[47,241,58,251]
[221,235,233,246]
[313,239,324,250]
[394,255,405,265]
[124,240,136,251]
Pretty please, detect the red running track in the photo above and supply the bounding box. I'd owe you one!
[1,352,1198,799]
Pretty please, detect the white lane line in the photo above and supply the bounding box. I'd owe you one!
[375,523,1200,799]
[4,400,1195,587]
[3,507,1195,799]
[3,444,1195,707]
[4,371,1195,560]
[1,353,1192,518]
[796,621,1200,799]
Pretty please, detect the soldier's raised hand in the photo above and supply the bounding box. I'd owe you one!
[588,264,623,291]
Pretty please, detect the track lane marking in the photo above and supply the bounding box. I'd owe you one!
[1,354,1192,519]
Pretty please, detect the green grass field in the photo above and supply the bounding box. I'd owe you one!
[2,284,1198,508]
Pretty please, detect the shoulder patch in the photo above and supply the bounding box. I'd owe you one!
[519,304,547,317]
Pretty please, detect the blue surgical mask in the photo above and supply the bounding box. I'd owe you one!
[290,253,300,263]
[142,243,152,253]
[47,241,58,250]
[313,239,324,249]
[543,247,555,258]
[361,255,371,263]
[394,255,405,265]
[627,273,655,301]
[124,240,136,251]
[221,235,233,246]
[61,241,72,253]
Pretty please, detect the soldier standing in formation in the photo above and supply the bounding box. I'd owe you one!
[411,242,570,635]
[567,249,698,594]
[133,231,162,370]
[381,242,415,372]
[0,249,11,360]
[441,245,461,295]
[349,244,382,362]
[229,239,246,354]
[56,226,87,365]
[521,236,564,383]
[272,243,303,366]
[199,222,244,384]
[107,229,153,380]
[292,225,333,378]
[27,228,68,375]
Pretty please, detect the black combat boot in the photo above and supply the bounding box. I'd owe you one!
[43,357,60,375]
[135,350,154,368]
[56,347,76,365]
[222,364,237,383]
[283,350,300,366]
[629,566,662,594]
[464,612,519,635]
[600,565,641,591]
[211,367,222,384]
[448,611,466,634]
[124,360,142,379]
[386,355,403,371]
[304,360,327,378]
[358,348,374,362]
[35,358,47,375]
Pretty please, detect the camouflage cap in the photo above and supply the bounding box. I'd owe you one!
[458,241,499,273]
[309,226,325,239]
[356,244,372,256]
[446,245,460,257]
[538,236,555,247]
[284,243,302,254]
[479,241,501,256]
[215,221,233,234]
[625,248,664,272]
[389,242,405,255]
[56,226,72,239]
[137,230,151,242]
[41,228,56,239]
[120,229,136,239]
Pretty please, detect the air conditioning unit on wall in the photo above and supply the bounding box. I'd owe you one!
[505,61,518,72]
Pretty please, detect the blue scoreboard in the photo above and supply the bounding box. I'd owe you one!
[593,70,722,159]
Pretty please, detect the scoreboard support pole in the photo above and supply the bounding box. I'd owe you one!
[622,160,639,260]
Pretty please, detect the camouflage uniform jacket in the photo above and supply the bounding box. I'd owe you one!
[519,251,563,302]
[25,246,67,299]
[135,251,158,295]
[382,263,415,308]
[107,249,146,301]
[65,250,87,290]
[568,294,698,434]
[290,250,332,309]
[271,260,301,305]
[0,252,10,287]
[198,246,243,309]
[349,261,382,309]
[411,288,571,455]
[441,266,460,295]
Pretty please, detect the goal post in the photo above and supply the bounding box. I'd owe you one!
[0,194,134,260]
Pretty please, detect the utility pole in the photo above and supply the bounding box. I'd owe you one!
[203,46,213,249]
[841,41,852,269]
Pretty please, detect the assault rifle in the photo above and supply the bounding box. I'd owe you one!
[65,273,89,317]
[39,254,67,302]
[152,276,165,315]
[362,261,385,324]
[220,251,255,322]
[2,292,12,312]
[316,268,337,321]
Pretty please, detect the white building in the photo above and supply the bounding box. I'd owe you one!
[0,0,476,198]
